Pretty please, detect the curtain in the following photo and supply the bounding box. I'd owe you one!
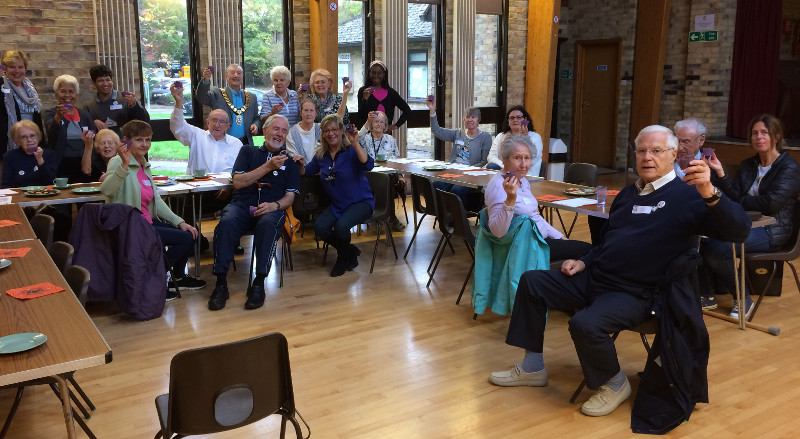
[726,0,782,139]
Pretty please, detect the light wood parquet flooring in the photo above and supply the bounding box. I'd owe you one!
[2,172,800,438]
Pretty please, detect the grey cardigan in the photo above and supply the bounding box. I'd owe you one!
[195,82,262,146]
[430,114,492,167]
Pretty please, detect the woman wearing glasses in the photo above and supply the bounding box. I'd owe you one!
[307,68,351,124]
[299,114,374,277]
[486,106,544,177]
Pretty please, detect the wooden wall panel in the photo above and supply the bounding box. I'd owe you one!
[309,0,339,78]
[524,0,561,157]
[629,0,671,140]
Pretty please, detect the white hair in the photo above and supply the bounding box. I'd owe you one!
[635,125,678,150]
[263,114,289,130]
[674,118,707,136]
[270,65,291,81]
[53,74,79,94]
[499,133,538,162]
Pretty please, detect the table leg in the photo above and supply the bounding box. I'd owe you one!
[732,242,747,330]
[55,374,77,439]
[193,193,200,277]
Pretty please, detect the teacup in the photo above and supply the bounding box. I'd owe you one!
[207,65,215,73]
[26,146,38,154]
[376,154,386,162]
[249,206,258,216]
[194,168,206,178]
[53,178,69,188]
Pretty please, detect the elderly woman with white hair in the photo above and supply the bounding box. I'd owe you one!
[307,68,351,124]
[43,74,96,182]
[260,65,300,126]
[473,134,592,316]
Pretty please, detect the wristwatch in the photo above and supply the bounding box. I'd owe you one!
[703,187,722,204]
[274,201,281,210]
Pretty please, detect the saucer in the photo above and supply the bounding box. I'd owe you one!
[0,332,47,354]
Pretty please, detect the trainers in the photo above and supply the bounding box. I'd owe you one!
[729,300,754,319]
[489,364,548,387]
[166,288,179,301]
[580,378,631,417]
[176,276,206,290]
[389,216,406,232]
[700,295,718,310]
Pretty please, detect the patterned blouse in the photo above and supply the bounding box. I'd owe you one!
[310,92,350,125]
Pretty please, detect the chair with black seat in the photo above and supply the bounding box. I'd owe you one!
[539,160,548,179]
[556,163,598,237]
[404,173,439,259]
[153,332,307,439]
[745,199,800,322]
[30,213,54,251]
[568,318,658,404]
[364,171,398,273]
[48,241,74,273]
[427,190,476,305]
[291,175,329,240]
[1,264,97,439]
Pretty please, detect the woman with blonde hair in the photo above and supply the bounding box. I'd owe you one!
[299,114,374,277]
[307,68,351,124]
[1,50,44,152]
[260,65,300,126]
[91,128,119,181]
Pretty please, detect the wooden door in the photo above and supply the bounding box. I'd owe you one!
[572,39,621,168]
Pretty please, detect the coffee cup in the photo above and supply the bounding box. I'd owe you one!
[249,206,258,216]
[54,178,69,188]
[702,148,715,159]
[376,153,386,162]
[207,65,215,74]
[194,168,206,178]
[26,146,38,154]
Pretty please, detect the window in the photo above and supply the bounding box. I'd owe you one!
[338,0,369,111]
[473,14,499,108]
[242,0,287,113]
[138,0,194,120]
[408,50,429,105]
[406,3,436,111]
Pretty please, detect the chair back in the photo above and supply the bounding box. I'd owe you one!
[64,265,90,307]
[410,173,437,217]
[162,332,298,436]
[749,196,800,262]
[365,171,391,221]
[565,162,598,187]
[31,213,55,251]
[292,175,328,217]
[539,160,547,179]
[437,189,475,247]
[49,241,74,273]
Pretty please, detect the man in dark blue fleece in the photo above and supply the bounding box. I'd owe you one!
[488,125,751,418]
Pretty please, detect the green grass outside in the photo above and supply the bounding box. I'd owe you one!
[150,140,189,160]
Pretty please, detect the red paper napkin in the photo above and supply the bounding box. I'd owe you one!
[438,173,464,178]
[606,190,620,196]
[0,220,20,228]
[0,247,31,258]
[6,282,65,299]
[536,195,568,202]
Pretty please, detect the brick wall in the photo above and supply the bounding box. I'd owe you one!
[506,0,528,108]
[0,0,98,108]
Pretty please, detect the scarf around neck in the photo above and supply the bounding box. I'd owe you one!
[3,77,41,151]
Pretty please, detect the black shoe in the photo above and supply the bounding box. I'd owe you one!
[208,284,229,310]
[166,288,179,301]
[347,244,361,271]
[244,283,265,309]
[176,276,206,290]
[234,245,245,255]
[330,257,348,277]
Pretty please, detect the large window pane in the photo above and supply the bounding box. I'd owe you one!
[243,0,286,114]
[407,128,434,159]
[407,3,436,110]
[474,14,499,107]
[138,0,193,120]
[338,0,365,110]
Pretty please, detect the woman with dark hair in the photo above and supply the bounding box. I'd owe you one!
[298,114,374,277]
[703,114,800,317]
[1,50,44,153]
[486,105,544,176]
[356,61,411,133]
[43,74,96,183]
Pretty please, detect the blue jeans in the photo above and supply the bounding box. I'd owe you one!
[433,181,473,207]
[153,221,195,276]
[212,203,285,276]
[314,202,373,253]
[486,162,502,170]
[701,227,771,295]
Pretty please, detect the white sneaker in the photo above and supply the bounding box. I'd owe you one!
[489,364,548,387]
[580,378,632,417]
[729,301,754,319]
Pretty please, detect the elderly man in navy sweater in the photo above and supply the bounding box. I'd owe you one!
[489,125,750,417]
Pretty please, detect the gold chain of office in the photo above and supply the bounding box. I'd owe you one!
[221,90,250,125]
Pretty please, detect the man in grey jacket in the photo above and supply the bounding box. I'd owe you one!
[195,64,261,146]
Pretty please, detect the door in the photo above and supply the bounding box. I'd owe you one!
[572,39,621,168]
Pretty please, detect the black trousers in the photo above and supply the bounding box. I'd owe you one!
[505,268,651,389]
[544,238,592,262]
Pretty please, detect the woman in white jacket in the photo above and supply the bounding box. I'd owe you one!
[486,105,543,177]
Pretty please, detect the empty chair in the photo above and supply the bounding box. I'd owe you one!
[48,241,74,273]
[427,189,476,304]
[291,175,329,239]
[404,173,439,259]
[30,213,54,251]
[364,171,398,273]
[153,332,306,439]
[64,264,91,307]
[557,163,598,237]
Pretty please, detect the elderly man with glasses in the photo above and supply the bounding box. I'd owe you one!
[673,118,707,178]
[488,125,750,428]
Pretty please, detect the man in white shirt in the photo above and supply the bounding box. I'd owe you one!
[169,84,242,174]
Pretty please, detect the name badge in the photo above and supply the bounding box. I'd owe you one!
[454,140,465,146]
[109,103,123,110]
[2,88,9,94]
[632,205,656,214]
[302,138,310,144]
[280,165,286,170]
[142,180,152,187]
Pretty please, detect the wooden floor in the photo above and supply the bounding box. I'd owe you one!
[3,171,800,438]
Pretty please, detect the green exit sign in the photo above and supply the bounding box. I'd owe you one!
[689,30,718,42]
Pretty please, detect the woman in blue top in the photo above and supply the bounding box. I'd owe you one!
[299,114,374,277]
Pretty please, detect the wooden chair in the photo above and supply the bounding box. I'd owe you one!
[153,332,307,439]
[556,163,598,237]
[30,213,54,251]
[48,241,74,273]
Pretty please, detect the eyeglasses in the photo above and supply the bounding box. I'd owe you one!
[17,134,37,142]
[508,115,525,121]
[323,128,341,135]
[635,147,671,156]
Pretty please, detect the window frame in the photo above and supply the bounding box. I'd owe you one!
[474,1,508,136]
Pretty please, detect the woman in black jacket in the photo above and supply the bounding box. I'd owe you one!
[42,74,95,183]
[356,61,410,133]
[704,114,800,317]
